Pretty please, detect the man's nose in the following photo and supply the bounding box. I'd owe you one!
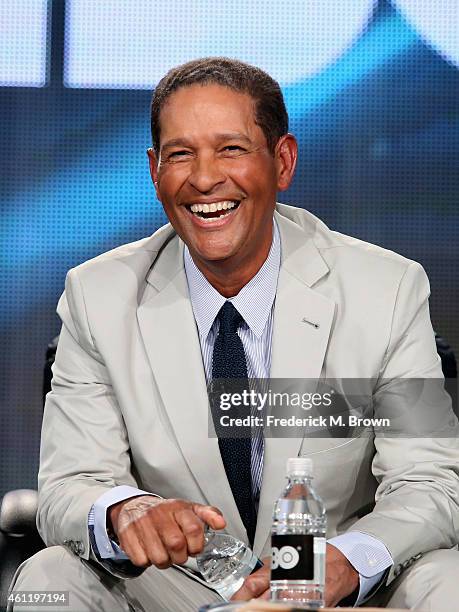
[187,155,226,193]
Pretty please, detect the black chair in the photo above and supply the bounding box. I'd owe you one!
[436,333,457,379]
[0,336,58,609]
[0,333,456,608]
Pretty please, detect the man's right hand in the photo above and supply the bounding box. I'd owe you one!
[108,496,226,568]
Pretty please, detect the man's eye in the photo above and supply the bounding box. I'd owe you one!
[222,145,245,153]
[168,150,190,160]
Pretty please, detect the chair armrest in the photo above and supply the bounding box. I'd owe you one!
[0,489,38,536]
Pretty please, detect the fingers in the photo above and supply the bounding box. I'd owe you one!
[155,517,189,566]
[117,530,149,567]
[174,508,206,556]
[120,524,171,568]
[110,497,226,570]
[143,528,172,568]
[157,503,225,564]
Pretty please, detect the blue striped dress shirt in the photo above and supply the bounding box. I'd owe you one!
[184,221,280,505]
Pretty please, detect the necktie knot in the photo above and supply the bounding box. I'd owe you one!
[217,301,244,336]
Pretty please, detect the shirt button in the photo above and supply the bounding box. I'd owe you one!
[368,558,377,567]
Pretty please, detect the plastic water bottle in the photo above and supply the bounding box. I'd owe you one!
[197,528,262,600]
[270,457,326,608]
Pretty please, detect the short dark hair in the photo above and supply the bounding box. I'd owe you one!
[150,57,289,155]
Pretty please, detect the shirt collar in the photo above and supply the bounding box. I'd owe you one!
[184,221,281,340]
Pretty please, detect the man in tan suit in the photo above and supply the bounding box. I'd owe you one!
[9,58,459,611]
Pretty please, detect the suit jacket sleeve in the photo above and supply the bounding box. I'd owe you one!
[349,261,459,584]
[37,267,145,577]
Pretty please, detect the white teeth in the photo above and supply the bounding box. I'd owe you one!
[189,200,238,214]
[190,200,238,221]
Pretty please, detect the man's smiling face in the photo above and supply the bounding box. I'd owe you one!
[149,83,293,273]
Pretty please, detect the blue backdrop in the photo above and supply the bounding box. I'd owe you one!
[1,0,458,495]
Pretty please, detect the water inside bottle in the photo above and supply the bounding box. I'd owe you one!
[197,530,259,599]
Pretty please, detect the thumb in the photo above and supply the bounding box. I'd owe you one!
[192,504,227,530]
[231,574,269,600]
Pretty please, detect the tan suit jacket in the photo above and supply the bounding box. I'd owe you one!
[37,203,459,588]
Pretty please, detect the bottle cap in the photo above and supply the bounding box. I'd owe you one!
[287,457,313,477]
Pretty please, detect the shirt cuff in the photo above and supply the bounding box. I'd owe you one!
[328,531,393,606]
[89,485,158,560]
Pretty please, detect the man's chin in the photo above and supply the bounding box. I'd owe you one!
[188,242,241,266]
[193,249,237,264]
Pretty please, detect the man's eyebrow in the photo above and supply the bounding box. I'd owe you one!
[214,132,253,144]
[161,133,253,150]
[161,138,192,150]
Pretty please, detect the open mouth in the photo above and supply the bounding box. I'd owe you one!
[186,200,240,223]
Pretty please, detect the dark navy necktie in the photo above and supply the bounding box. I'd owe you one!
[211,301,257,546]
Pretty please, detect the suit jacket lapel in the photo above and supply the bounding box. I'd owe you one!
[137,234,247,541]
[253,212,336,555]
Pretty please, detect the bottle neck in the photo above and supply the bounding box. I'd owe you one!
[287,474,312,484]
[282,476,314,501]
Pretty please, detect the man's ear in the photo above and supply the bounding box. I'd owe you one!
[275,134,298,192]
[147,148,161,201]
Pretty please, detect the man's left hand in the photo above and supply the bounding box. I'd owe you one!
[230,557,271,601]
[325,543,359,607]
[230,545,359,605]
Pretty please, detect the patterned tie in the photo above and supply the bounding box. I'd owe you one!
[211,301,257,545]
